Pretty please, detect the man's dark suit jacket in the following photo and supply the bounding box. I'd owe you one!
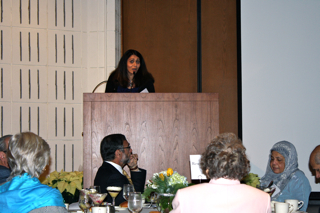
[94,162,146,206]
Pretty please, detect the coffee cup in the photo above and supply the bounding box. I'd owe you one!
[274,202,289,213]
[92,207,107,213]
[271,201,283,212]
[285,199,304,212]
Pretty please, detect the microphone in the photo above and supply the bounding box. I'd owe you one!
[130,72,136,92]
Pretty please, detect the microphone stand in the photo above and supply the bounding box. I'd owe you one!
[92,80,108,93]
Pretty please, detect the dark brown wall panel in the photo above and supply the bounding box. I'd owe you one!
[122,0,197,92]
[202,0,238,134]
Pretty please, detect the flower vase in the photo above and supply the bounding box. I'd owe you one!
[157,193,175,213]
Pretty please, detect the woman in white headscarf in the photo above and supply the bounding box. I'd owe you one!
[260,141,311,212]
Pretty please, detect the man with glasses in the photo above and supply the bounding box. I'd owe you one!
[94,134,146,206]
[0,135,12,184]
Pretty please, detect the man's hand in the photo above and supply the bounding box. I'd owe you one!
[0,151,9,168]
[128,154,139,171]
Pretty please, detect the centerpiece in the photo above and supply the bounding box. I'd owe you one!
[241,172,260,188]
[241,173,276,196]
[143,168,190,213]
[42,170,83,204]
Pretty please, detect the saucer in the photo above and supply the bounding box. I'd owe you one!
[115,206,127,211]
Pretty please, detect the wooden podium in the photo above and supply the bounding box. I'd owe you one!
[83,93,219,188]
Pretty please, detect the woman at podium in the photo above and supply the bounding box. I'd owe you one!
[105,49,155,93]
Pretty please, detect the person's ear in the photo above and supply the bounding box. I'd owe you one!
[206,169,209,176]
[115,149,122,158]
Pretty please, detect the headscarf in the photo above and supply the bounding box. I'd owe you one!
[260,141,299,199]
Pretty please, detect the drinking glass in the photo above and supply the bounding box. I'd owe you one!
[106,186,122,206]
[88,193,108,206]
[128,192,143,213]
[78,189,91,213]
[123,184,134,200]
[147,192,159,208]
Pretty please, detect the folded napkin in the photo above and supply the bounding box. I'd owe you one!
[68,202,81,211]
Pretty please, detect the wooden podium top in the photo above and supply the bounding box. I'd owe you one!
[84,93,218,102]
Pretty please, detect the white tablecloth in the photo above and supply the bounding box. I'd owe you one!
[118,207,158,213]
[68,202,159,213]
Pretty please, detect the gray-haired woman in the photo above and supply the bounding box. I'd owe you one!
[171,133,271,213]
[0,132,67,213]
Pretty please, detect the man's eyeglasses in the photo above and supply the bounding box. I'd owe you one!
[122,145,131,150]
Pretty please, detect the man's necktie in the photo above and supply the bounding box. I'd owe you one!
[123,170,135,191]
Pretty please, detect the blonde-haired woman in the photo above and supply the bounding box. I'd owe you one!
[0,132,67,213]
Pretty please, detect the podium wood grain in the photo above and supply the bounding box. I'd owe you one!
[83,93,219,188]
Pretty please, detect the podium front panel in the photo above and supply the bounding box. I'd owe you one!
[83,93,219,188]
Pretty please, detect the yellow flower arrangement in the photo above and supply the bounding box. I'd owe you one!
[144,168,190,212]
[159,173,165,181]
[42,170,83,203]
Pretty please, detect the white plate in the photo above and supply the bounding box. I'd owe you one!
[115,206,127,211]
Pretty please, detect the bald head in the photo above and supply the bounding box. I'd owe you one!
[310,145,320,178]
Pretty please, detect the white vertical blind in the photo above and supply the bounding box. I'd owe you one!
[0,0,121,175]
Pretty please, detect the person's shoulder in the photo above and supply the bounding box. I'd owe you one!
[39,183,61,193]
[31,182,63,198]
[240,184,271,197]
[176,183,209,194]
[107,70,117,79]
[293,170,309,180]
[106,71,119,92]
[0,165,10,173]
[291,170,311,187]
[96,163,121,176]
[97,162,112,171]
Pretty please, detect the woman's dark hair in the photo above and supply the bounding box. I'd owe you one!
[100,134,127,161]
[111,49,154,87]
[200,133,250,180]
[0,135,12,152]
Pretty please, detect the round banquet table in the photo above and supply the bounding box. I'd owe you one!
[68,204,159,213]
[118,207,158,213]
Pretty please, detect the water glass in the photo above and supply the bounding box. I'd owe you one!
[123,184,134,200]
[128,192,143,213]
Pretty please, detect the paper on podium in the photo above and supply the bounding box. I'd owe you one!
[140,88,149,93]
[189,155,207,180]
